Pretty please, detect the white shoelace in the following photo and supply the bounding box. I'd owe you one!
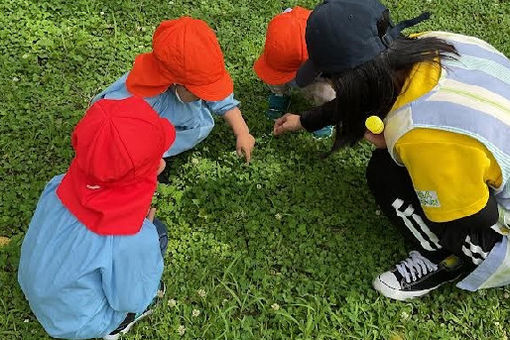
[396,251,438,283]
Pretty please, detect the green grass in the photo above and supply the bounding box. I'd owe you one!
[1,0,510,339]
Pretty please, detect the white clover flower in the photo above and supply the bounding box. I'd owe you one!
[177,325,186,336]
[400,311,410,320]
[197,289,206,298]
[100,11,105,15]
[256,184,262,190]
[192,309,201,317]
[375,210,381,216]
[275,213,282,221]
[168,299,177,307]
[271,303,280,311]
[12,77,19,82]
[22,53,29,59]
[24,319,29,323]
[504,292,510,299]
[192,158,199,165]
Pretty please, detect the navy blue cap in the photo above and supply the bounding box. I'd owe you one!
[296,0,430,87]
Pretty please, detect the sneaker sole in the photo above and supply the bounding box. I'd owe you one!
[372,274,462,301]
[103,309,153,340]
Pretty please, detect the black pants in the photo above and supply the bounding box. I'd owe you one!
[366,149,502,266]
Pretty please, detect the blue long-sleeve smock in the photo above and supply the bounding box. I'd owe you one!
[18,175,163,339]
[92,73,240,158]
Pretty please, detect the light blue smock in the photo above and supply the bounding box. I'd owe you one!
[18,175,163,339]
[92,73,240,158]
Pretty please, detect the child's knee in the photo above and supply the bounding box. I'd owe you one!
[366,149,400,193]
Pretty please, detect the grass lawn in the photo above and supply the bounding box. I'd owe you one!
[1,0,510,339]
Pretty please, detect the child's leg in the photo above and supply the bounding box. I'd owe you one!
[267,84,291,96]
[104,219,168,340]
[366,149,502,300]
[366,149,501,263]
[265,84,292,120]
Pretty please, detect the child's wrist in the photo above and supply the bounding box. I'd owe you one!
[235,129,250,137]
[234,125,250,137]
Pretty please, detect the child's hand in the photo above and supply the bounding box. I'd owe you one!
[223,107,254,162]
[273,113,303,136]
[236,132,255,163]
[364,130,387,149]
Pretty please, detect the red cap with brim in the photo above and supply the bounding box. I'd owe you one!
[185,71,233,102]
[126,53,172,98]
[126,17,234,101]
[253,7,311,86]
[253,53,298,86]
[57,97,176,235]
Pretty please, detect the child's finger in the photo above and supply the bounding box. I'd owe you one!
[243,147,252,163]
[273,122,286,135]
[236,146,242,157]
[274,117,285,128]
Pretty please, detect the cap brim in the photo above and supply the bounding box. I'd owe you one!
[185,70,234,102]
[57,161,157,236]
[253,54,298,86]
[295,59,321,88]
[126,53,174,97]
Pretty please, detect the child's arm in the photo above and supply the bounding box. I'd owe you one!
[223,107,255,162]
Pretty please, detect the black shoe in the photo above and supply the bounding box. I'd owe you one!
[103,281,166,339]
[373,251,466,301]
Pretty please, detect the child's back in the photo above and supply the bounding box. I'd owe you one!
[18,176,163,338]
[18,97,176,339]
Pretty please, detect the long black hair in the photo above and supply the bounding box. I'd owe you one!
[328,10,459,153]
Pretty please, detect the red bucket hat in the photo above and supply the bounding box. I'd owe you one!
[57,97,176,235]
[126,17,234,101]
[253,6,311,85]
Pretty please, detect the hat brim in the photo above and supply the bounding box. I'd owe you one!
[57,161,157,236]
[126,53,174,97]
[185,70,234,102]
[253,54,298,86]
[295,59,321,88]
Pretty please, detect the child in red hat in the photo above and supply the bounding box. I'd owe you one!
[93,17,255,178]
[18,97,176,339]
[254,6,336,138]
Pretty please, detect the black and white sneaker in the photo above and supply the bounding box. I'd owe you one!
[103,281,166,340]
[373,251,466,301]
